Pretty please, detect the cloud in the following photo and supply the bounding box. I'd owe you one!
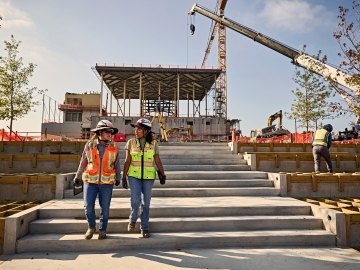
[259,0,330,33]
[0,0,33,29]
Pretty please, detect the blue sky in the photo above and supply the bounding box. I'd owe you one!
[0,0,356,136]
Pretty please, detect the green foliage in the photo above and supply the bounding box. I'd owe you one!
[0,35,46,132]
[286,49,337,132]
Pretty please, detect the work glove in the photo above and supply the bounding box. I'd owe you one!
[115,179,121,186]
[122,178,128,189]
[73,178,82,187]
[73,177,83,196]
[157,170,166,185]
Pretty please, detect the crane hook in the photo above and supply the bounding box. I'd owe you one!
[190,24,195,35]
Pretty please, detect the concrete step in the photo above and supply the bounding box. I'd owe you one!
[16,230,336,253]
[159,149,232,155]
[150,179,274,188]
[156,154,242,159]
[29,215,324,234]
[116,158,245,165]
[158,142,228,147]
[115,149,233,156]
[65,187,279,198]
[162,165,250,171]
[113,187,279,197]
[163,171,268,180]
[38,197,312,219]
[158,143,228,147]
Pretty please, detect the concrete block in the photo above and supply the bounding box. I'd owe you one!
[309,204,347,247]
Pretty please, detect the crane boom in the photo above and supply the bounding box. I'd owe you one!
[189,3,359,94]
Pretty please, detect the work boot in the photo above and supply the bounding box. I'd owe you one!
[128,221,136,232]
[98,230,107,240]
[84,227,96,240]
[141,230,150,238]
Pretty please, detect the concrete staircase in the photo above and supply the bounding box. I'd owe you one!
[16,142,336,253]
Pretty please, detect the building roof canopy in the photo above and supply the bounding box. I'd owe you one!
[94,65,222,101]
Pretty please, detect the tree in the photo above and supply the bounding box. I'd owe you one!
[319,1,360,121]
[286,49,336,132]
[0,35,45,134]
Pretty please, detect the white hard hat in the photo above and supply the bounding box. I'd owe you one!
[130,118,152,130]
[91,119,118,134]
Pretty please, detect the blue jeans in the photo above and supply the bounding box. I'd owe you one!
[128,176,154,231]
[83,182,113,231]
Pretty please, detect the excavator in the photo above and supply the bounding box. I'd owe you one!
[188,4,359,110]
[250,110,290,139]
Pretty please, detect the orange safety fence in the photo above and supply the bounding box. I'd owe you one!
[0,129,26,141]
[233,132,313,144]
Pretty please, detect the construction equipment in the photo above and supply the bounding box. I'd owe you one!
[188,4,359,108]
[333,125,360,141]
[151,102,168,142]
[250,110,290,139]
[151,102,193,142]
[267,110,283,129]
[166,127,193,139]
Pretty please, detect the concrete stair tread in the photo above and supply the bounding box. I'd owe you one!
[16,230,336,252]
[40,196,311,209]
[30,215,323,234]
[19,229,334,239]
[32,215,321,224]
[136,187,277,191]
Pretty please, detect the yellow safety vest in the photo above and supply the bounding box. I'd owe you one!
[128,138,156,180]
[82,140,118,184]
[312,129,329,147]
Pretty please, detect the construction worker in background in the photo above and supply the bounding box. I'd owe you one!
[312,124,333,173]
[73,119,121,240]
[122,118,166,238]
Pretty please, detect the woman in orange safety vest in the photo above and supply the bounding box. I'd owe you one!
[73,119,121,240]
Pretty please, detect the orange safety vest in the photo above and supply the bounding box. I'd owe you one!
[82,140,118,184]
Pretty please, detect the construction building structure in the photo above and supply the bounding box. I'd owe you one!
[92,64,227,141]
[42,92,106,139]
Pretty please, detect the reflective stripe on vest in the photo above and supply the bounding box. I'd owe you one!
[82,140,118,184]
[313,129,329,147]
[128,138,156,180]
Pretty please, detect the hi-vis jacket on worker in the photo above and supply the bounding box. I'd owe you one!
[74,119,121,185]
[82,139,118,184]
[127,138,157,180]
[312,124,333,148]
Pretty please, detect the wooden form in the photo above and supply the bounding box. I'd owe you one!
[302,197,360,241]
[248,152,359,170]
[0,141,86,153]
[237,142,360,154]
[0,200,41,246]
[0,153,81,169]
[0,174,57,194]
[287,173,360,192]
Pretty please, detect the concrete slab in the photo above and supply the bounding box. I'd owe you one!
[1,247,359,270]
[38,196,312,210]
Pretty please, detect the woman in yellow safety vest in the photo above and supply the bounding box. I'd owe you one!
[122,118,166,238]
[73,119,121,240]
